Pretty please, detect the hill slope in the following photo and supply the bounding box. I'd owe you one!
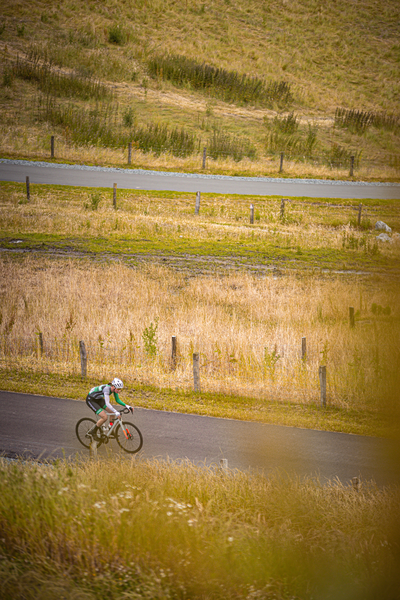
[0,0,399,179]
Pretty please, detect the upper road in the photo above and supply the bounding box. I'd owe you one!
[1,159,399,199]
[1,391,399,487]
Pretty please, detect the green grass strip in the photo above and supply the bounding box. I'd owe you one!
[0,366,390,437]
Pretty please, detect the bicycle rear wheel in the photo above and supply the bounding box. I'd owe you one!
[116,421,143,454]
[76,417,97,449]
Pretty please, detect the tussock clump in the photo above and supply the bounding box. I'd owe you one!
[147,53,294,108]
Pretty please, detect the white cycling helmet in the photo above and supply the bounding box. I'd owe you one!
[111,377,124,389]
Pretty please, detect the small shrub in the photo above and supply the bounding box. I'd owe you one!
[334,107,374,134]
[325,143,361,169]
[132,122,197,157]
[208,127,256,161]
[271,112,299,135]
[264,346,280,381]
[372,112,399,133]
[142,318,158,357]
[14,55,110,101]
[335,107,399,134]
[265,115,318,158]
[108,24,127,45]
[371,304,391,316]
[349,216,372,230]
[89,192,101,210]
[2,65,13,87]
[123,107,135,128]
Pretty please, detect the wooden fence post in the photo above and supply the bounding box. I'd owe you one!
[280,198,285,219]
[349,306,355,328]
[279,152,284,173]
[357,203,362,227]
[202,147,207,169]
[113,183,117,209]
[349,155,355,177]
[319,365,326,407]
[128,142,132,165]
[51,135,54,158]
[39,332,44,357]
[301,336,307,360]
[195,191,201,215]
[250,203,254,224]
[79,340,87,378]
[193,352,200,392]
[352,477,359,492]
[171,335,177,370]
[26,176,30,202]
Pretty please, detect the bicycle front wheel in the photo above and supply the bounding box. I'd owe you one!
[76,417,97,449]
[116,421,143,454]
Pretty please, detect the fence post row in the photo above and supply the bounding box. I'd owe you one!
[29,338,351,412]
[319,365,326,407]
[113,183,117,209]
[128,142,132,165]
[26,176,30,202]
[195,191,201,215]
[51,135,55,159]
[250,203,254,224]
[193,352,200,392]
[79,340,87,378]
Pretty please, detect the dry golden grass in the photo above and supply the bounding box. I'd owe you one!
[1,457,399,599]
[1,254,399,412]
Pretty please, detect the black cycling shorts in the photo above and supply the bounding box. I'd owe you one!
[86,395,106,415]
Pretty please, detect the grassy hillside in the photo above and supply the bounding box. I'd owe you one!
[0,0,399,179]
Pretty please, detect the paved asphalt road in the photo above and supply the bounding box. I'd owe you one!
[1,391,398,486]
[1,159,400,199]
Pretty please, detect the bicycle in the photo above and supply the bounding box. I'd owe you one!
[76,407,143,454]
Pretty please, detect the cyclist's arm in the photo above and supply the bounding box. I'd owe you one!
[103,388,120,415]
[114,392,126,407]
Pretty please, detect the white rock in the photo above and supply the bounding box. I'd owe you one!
[376,233,392,243]
[375,221,392,233]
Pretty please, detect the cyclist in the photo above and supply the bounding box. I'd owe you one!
[86,378,133,441]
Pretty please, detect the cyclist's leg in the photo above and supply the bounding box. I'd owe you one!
[86,397,106,438]
[95,409,109,428]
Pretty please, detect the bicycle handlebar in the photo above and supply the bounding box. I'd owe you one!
[108,407,132,416]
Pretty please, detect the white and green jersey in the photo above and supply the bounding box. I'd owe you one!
[87,384,126,416]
